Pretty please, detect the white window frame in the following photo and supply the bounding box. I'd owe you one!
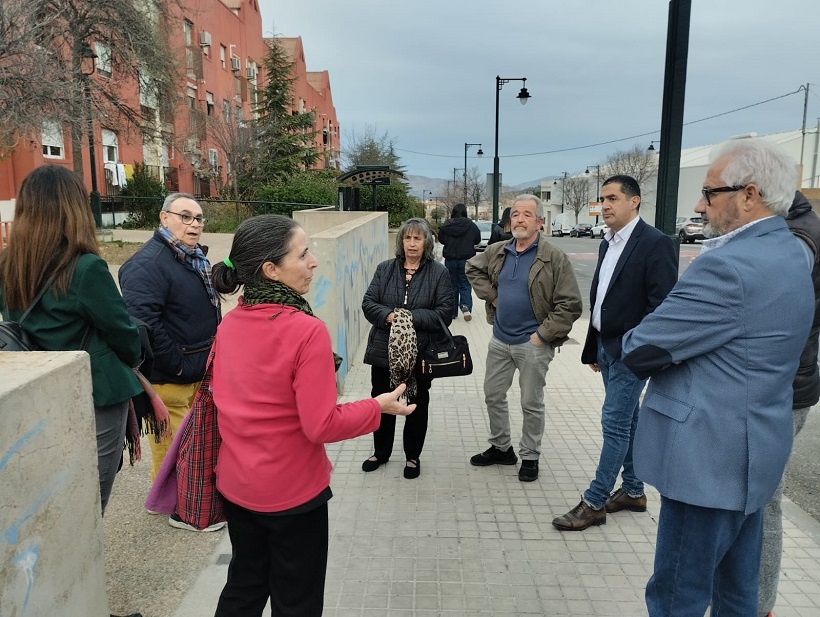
[41,120,64,158]
[95,41,112,77]
[101,129,119,164]
[220,45,226,69]
[209,148,218,172]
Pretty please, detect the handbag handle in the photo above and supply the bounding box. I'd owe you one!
[7,273,57,324]
[429,312,456,344]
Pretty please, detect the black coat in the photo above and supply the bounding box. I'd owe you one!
[581,218,678,363]
[119,231,221,383]
[437,217,481,260]
[786,190,820,408]
[362,257,454,368]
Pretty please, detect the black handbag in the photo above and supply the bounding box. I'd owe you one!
[0,277,55,351]
[420,313,473,378]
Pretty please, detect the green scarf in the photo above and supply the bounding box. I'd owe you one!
[242,280,343,372]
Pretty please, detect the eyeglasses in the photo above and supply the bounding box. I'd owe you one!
[166,211,206,225]
[701,185,748,207]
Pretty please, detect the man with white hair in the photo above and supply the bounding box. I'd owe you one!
[466,194,582,482]
[621,139,814,615]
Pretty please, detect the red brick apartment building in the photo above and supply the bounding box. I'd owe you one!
[0,0,339,222]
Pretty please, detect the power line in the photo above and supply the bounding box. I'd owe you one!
[393,87,806,160]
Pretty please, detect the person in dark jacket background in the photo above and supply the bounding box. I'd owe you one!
[758,190,820,617]
[437,203,481,321]
[119,193,222,528]
[489,207,513,245]
[361,218,454,479]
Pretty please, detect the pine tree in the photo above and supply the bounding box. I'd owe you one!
[253,38,318,183]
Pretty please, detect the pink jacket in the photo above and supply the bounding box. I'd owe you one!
[213,302,380,512]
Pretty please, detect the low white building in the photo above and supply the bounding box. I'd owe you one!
[543,127,820,233]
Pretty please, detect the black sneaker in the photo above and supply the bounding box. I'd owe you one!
[470,446,517,466]
[518,460,539,482]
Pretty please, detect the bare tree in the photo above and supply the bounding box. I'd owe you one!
[465,166,487,220]
[205,113,260,200]
[0,0,180,177]
[602,144,659,188]
[564,175,591,224]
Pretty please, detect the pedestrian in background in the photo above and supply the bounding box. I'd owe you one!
[360,218,453,479]
[552,175,677,531]
[437,203,481,321]
[210,215,414,617]
[119,193,222,531]
[489,207,513,244]
[622,139,813,615]
[467,194,582,482]
[757,189,820,617]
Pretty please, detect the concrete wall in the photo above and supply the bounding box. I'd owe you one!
[294,210,389,393]
[0,352,108,616]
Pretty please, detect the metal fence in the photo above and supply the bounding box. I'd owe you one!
[98,196,335,232]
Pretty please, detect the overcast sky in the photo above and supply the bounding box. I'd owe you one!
[260,0,819,186]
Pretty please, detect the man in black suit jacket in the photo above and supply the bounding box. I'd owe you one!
[552,175,678,531]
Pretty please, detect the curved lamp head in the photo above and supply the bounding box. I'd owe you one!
[517,87,531,105]
[476,147,484,157]
[80,42,98,76]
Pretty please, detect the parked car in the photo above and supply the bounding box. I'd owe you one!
[474,220,493,251]
[569,223,593,238]
[591,222,609,238]
[551,213,574,237]
[676,216,704,243]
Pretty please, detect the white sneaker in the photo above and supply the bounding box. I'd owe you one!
[461,307,472,322]
[168,513,226,532]
[145,508,162,515]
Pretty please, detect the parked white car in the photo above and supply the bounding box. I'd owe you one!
[591,222,609,238]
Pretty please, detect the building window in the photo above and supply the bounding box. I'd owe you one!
[222,99,230,122]
[209,148,218,172]
[220,45,226,69]
[183,20,193,46]
[95,42,112,78]
[101,129,119,163]
[235,105,243,124]
[206,91,214,116]
[41,120,64,158]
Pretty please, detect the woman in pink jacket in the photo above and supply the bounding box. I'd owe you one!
[211,215,414,617]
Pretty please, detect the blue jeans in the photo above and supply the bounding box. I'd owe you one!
[583,336,645,509]
[445,259,472,315]
[483,335,555,459]
[647,496,764,617]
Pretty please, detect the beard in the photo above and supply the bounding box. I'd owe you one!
[702,200,740,238]
[512,227,535,240]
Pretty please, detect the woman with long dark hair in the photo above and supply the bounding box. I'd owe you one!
[210,214,414,616]
[0,165,142,514]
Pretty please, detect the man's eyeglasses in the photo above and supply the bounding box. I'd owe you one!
[701,185,748,207]
[166,211,206,225]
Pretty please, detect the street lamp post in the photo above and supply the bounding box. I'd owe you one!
[586,165,601,223]
[464,142,483,216]
[492,76,530,226]
[80,43,102,228]
[553,171,568,213]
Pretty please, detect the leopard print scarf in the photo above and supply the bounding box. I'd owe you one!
[243,280,343,372]
[388,308,417,397]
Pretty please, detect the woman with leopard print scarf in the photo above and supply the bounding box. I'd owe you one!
[361,217,455,480]
[209,215,415,617]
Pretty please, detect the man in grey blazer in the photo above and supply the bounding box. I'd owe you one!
[622,138,814,616]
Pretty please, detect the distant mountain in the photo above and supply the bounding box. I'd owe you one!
[404,173,526,198]
[510,176,557,191]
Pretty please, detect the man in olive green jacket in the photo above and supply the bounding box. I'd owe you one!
[466,194,582,481]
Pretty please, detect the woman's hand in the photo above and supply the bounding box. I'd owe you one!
[375,383,416,416]
[385,311,395,324]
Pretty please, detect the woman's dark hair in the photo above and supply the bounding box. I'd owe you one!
[395,218,435,261]
[212,214,300,294]
[450,203,468,219]
[499,207,512,232]
[0,165,99,310]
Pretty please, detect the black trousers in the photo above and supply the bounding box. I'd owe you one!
[370,364,431,461]
[214,499,328,617]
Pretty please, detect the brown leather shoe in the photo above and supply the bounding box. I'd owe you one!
[605,488,647,513]
[552,501,606,531]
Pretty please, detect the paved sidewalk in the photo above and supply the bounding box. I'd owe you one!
[171,308,820,617]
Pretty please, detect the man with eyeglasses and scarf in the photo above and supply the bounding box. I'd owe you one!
[621,139,814,616]
[119,193,222,531]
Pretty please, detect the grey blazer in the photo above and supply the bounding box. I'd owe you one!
[623,216,813,514]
